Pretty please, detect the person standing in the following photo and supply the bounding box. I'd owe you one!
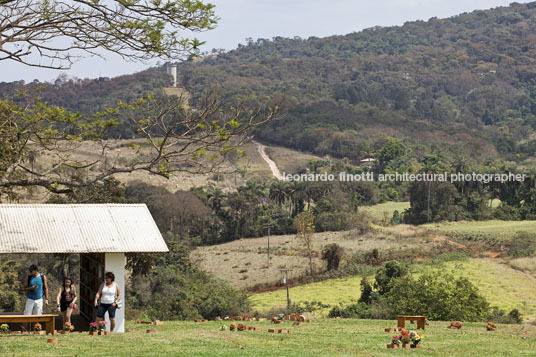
[23,264,48,315]
[94,272,120,332]
[56,277,77,326]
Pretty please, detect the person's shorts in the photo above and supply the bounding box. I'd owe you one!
[24,298,43,315]
[97,303,117,318]
[60,301,73,312]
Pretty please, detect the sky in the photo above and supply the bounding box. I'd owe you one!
[1,0,532,83]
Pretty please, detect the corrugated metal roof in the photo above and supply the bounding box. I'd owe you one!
[0,204,169,253]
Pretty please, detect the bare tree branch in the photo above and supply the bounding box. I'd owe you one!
[0,91,283,194]
[0,0,218,69]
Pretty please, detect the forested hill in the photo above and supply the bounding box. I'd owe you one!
[4,2,536,163]
[179,1,536,163]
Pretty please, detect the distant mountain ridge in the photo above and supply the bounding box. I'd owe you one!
[3,2,536,163]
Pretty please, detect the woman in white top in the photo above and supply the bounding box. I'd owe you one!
[94,272,121,332]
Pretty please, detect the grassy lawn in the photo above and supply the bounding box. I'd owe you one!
[361,202,410,221]
[423,220,536,240]
[1,319,535,356]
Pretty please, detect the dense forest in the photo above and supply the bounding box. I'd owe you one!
[179,1,536,163]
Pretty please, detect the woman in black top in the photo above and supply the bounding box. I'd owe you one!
[56,277,77,326]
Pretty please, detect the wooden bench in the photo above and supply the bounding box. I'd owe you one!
[0,315,56,335]
[397,315,427,330]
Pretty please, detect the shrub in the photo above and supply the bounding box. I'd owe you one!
[294,300,330,314]
[0,259,23,312]
[384,272,490,321]
[374,260,408,295]
[328,302,370,318]
[315,211,354,232]
[129,243,250,320]
[358,277,373,304]
[494,204,522,220]
[390,210,403,225]
[508,231,536,258]
[322,243,345,271]
[487,307,523,324]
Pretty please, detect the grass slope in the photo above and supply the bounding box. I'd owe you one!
[419,258,536,320]
[361,202,410,221]
[192,229,440,288]
[251,257,536,321]
[1,320,535,356]
[424,220,536,241]
[250,275,365,314]
[236,142,322,183]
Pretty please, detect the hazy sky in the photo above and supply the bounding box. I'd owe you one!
[1,0,532,83]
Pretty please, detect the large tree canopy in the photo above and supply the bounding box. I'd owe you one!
[0,0,217,69]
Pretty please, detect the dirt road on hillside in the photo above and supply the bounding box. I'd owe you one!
[254,141,283,180]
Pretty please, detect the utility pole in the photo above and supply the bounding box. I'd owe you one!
[280,269,293,310]
[264,222,274,266]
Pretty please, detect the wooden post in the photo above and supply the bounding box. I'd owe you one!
[417,317,426,329]
[264,223,273,266]
[397,316,405,329]
[280,269,293,310]
[47,317,56,335]
[267,226,270,265]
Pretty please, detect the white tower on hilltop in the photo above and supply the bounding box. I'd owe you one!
[166,64,177,87]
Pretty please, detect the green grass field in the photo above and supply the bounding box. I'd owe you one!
[251,258,536,321]
[361,202,410,221]
[1,320,535,356]
[423,220,536,240]
[250,275,366,315]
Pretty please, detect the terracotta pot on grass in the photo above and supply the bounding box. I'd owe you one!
[89,331,98,336]
[47,338,58,344]
[386,344,399,349]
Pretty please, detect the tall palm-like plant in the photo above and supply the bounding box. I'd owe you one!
[206,185,225,212]
[240,180,266,199]
[269,180,288,207]
[287,180,306,216]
